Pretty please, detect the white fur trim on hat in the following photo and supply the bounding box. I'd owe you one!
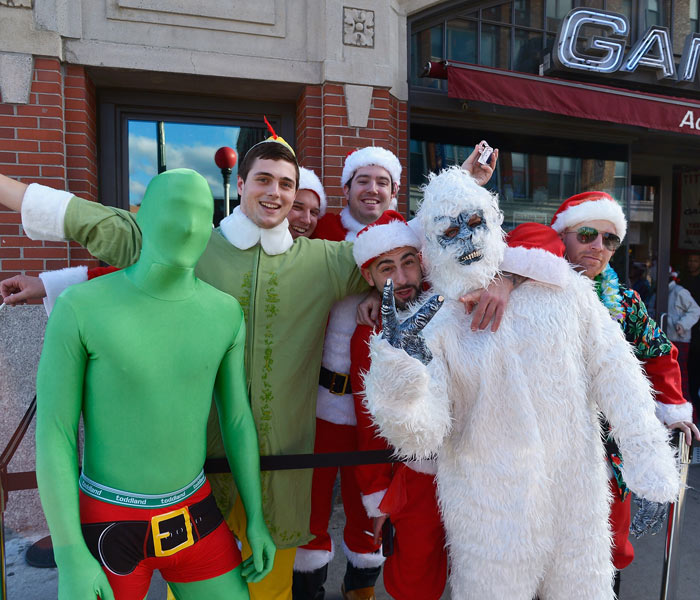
[298,167,327,217]
[21,183,73,241]
[499,246,572,289]
[353,220,421,268]
[551,198,627,241]
[342,147,402,187]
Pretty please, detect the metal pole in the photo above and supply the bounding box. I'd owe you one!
[157,121,166,174]
[659,432,691,600]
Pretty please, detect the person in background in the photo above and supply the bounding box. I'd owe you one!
[682,253,700,419]
[668,266,700,402]
[288,167,326,240]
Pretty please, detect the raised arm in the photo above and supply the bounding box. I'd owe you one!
[213,307,275,582]
[35,298,114,600]
[0,174,27,211]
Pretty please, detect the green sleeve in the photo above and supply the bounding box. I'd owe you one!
[36,298,115,599]
[324,240,368,300]
[64,196,143,268]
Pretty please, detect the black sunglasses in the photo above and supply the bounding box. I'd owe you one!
[567,226,621,251]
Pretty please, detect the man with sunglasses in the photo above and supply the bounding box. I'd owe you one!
[528,191,697,596]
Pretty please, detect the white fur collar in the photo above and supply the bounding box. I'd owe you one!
[340,206,365,241]
[219,206,293,255]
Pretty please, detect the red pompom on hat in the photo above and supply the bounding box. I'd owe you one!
[352,210,421,269]
[500,223,571,288]
[550,191,627,241]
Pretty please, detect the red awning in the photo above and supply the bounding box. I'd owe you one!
[444,61,700,137]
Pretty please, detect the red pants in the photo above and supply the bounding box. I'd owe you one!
[80,481,241,599]
[299,419,379,561]
[609,478,634,570]
[382,465,447,600]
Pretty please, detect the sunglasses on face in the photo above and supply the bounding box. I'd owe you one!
[567,226,621,251]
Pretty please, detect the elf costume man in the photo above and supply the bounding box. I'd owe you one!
[35,169,275,600]
[293,147,403,600]
[350,210,448,600]
[0,131,367,600]
[363,167,680,600]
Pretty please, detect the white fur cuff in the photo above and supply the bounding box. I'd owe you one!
[655,401,693,426]
[294,546,334,572]
[40,266,87,316]
[500,246,571,289]
[343,540,385,569]
[362,490,388,518]
[21,183,73,241]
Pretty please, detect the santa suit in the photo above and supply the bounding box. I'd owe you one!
[351,323,446,600]
[294,207,384,574]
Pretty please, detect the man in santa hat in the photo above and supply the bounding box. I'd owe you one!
[293,144,497,600]
[350,210,448,600]
[288,167,326,239]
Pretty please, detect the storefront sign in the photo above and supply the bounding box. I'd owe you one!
[553,8,700,84]
[679,170,700,251]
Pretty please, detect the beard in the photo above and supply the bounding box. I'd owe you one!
[394,284,421,311]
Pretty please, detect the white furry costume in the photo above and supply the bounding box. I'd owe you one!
[363,167,679,600]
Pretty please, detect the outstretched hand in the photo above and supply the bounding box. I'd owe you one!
[240,520,276,583]
[381,279,443,365]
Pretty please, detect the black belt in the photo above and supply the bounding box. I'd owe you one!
[319,366,352,395]
[81,493,222,575]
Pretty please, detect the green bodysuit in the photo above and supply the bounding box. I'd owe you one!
[55,188,366,548]
[36,169,274,600]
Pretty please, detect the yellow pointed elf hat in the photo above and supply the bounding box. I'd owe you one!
[255,115,295,157]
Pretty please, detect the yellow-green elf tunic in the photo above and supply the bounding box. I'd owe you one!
[61,197,367,548]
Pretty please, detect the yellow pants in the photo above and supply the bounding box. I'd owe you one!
[165,497,296,600]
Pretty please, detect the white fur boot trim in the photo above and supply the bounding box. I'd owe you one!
[361,490,387,518]
[40,265,87,316]
[343,540,385,569]
[655,401,693,426]
[21,183,73,241]
[294,545,334,572]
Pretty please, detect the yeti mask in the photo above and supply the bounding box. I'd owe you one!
[418,166,505,299]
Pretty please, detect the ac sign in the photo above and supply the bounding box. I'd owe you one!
[553,8,700,82]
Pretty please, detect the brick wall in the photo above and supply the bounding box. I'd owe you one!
[0,58,99,287]
[295,83,409,215]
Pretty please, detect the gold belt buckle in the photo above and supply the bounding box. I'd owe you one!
[329,372,349,396]
[151,506,194,557]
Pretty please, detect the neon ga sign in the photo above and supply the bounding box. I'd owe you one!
[553,8,700,82]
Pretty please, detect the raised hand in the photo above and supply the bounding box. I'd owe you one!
[381,279,443,365]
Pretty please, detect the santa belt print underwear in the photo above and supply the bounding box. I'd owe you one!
[81,491,224,575]
[79,470,206,508]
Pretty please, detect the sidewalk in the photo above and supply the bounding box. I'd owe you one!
[4,467,699,599]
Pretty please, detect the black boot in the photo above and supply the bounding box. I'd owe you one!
[292,564,328,600]
[342,561,381,598]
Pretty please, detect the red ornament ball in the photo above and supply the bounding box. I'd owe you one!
[214,146,238,169]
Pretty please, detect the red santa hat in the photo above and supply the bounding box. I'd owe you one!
[342,146,402,187]
[500,223,571,288]
[550,191,627,241]
[352,210,421,269]
[298,167,327,217]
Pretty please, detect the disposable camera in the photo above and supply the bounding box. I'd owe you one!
[477,144,493,165]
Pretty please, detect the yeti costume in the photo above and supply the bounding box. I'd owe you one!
[363,167,680,600]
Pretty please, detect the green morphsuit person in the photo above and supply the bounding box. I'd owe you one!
[35,169,275,600]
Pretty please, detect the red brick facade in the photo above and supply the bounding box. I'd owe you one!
[295,83,409,214]
[0,58,99,284]
[1,70,409,280]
